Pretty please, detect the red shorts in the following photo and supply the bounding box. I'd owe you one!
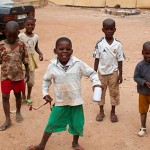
[1,79,25,94]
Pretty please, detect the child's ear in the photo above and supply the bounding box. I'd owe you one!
[54,49,57,54]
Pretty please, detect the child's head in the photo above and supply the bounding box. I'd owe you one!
[142,41,150,63]
[5,21,19,44]
[54,37,73,65]
[102,18,116,40]
[24,16,36,34]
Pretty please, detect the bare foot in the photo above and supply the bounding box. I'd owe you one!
[0,121,12,131]
[27,145,45,150]
[16,113,23,123]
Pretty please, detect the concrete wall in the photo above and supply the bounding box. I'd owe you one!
[49,0,150,8]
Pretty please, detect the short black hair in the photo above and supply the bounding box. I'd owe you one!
[142,41,150,53]
[5,21,19,32]
[55,37,72,48]
[103,18,116,27]
[24,16,36,23]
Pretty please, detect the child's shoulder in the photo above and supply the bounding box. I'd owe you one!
[96,37,105,45]
[114,38,122,45]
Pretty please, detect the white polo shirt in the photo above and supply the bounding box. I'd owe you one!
[93,37,125,75]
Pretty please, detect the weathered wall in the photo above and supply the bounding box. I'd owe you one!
[137,0,150,8]
[106,0,136,8]
[49,0,150,8]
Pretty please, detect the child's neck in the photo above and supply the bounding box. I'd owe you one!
[105,37,114,45]
[25,31,34,37]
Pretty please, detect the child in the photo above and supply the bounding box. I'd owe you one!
[93,18,125,122]
[27,37,101,150]
[0,21,29,131]
[18,16,43,103]
[134,41,150,137]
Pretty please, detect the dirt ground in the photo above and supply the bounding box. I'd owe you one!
[0,4,150,150]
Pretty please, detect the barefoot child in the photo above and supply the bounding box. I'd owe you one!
[27,37,101,150]
[93,18,125,122]
[19,16,43,103]
[134,41,150,137]
[0,21,29,131]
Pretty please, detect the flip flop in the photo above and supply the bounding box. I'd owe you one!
[26,145,44,150]
[16,113,23,123]
[72,142,84,150]
[110,114,118,123]
[0,122,13,131]
[96,113,105,122]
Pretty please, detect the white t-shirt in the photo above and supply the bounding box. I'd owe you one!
[93,37,125,75]
[18,32,39,53]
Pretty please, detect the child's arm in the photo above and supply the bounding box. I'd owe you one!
[24,64,30,82]
[35,41,43,61]
[118,61,123,84]
[134,64,149,87]
[42,64,53,102]
[94,58,99,72]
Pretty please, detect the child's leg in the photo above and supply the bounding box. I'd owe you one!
[0,93,12,130]
[27,132,52,150]
[96,73,107,121]
[140,113,147,128]
[14,91,23,123]
[27,86,32,100]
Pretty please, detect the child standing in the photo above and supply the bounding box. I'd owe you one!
[19,16,43,103]
[134,41,150,137]
[0,21,29,131]
[27,37,101,150]
[93,18,125,122]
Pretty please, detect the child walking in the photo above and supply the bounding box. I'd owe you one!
[0,21,29,131]
[27,37,101,150]
[134,41,150,137]
[93,18,125,122]
[19,16,43,103]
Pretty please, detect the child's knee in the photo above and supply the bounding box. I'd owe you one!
[2,94,9,101]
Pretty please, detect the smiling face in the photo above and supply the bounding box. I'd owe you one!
[142,42,150,63]
[102,19,116,40]
[54,38,73,66]
[24,19,35,35]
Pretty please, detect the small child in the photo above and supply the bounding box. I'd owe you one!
[93,18,125,122]
[0,21,29,131]
[27,37,101,150]
[134,41,150,137]
[19,16,43,103]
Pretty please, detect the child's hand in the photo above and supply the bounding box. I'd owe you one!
[39,54,43,61]
[44,95,53,103]
[25,71,30,82]
[145,82,150,88]
[117,74,123,84]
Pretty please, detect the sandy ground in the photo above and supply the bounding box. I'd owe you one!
[0,4,150,150]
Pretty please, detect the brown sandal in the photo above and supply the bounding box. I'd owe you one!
[72,142,84,150]
[110,114,118,123]
[96,113,105,121]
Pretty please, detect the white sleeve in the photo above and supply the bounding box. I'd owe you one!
[117,43,125,61]
[42,64,53,98]
[80,61,101,86]
[93,43,100,59]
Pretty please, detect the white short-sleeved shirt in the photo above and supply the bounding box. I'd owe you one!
[18,32,39,53]
[93,37,125,75]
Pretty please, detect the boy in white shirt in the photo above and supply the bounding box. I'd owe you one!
[27,37,101,150]
[93,18,125,123]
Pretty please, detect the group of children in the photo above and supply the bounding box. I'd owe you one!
[0,16,149,150]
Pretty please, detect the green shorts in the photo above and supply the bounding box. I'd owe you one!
[45,105,84,136]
